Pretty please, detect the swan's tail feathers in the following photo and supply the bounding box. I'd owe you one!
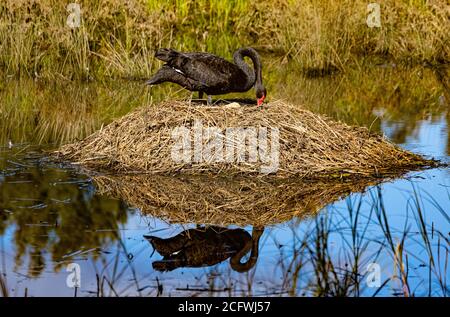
[145,75,161,86]
[155,48,179,62]
[145,65,172,85]
[144,234,175,257]
[144,235,161,250]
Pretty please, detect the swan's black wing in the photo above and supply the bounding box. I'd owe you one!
[156,49,241,89]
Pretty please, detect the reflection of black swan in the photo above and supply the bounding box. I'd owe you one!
[146,47,267,105]
[144,226,264,272]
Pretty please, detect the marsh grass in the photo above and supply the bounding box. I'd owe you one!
[0,271,7,297]
[0,0,448,80]
[267,184,449,297]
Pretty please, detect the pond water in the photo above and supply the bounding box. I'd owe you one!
[0,62,449,297]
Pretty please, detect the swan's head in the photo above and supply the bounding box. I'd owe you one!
[256,87,267,106]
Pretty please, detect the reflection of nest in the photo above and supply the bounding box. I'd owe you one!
[93,174,390,226]
[54,101,434,179]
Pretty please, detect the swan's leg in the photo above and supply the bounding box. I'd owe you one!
[198,91,204,99]
[207,95,212,105]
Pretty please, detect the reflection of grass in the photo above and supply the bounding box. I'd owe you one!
[275,63,448,130]
[0,149,130,276]
[1,64,448,158]
[0,272,8,297]
[272,63,449,154]
[0,80,153,144]
[0,0,448,79]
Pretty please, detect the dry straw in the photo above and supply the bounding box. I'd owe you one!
[54,100,435,179]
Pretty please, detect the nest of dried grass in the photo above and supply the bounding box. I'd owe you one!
[54,100,434,179]
[93,174,387,226]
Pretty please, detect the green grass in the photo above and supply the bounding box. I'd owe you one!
[0,0,448,80]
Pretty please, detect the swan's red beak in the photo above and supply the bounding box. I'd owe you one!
[257,95,265,106]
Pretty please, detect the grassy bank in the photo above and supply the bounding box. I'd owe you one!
[0,0,449,80]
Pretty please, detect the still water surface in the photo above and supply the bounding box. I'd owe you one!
[0,62,449,296]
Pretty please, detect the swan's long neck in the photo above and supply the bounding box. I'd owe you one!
[230,228,263,273]
[233,47,263,90]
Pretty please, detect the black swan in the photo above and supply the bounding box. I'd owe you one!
[146,47,267,105]
[144,226,264,272]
